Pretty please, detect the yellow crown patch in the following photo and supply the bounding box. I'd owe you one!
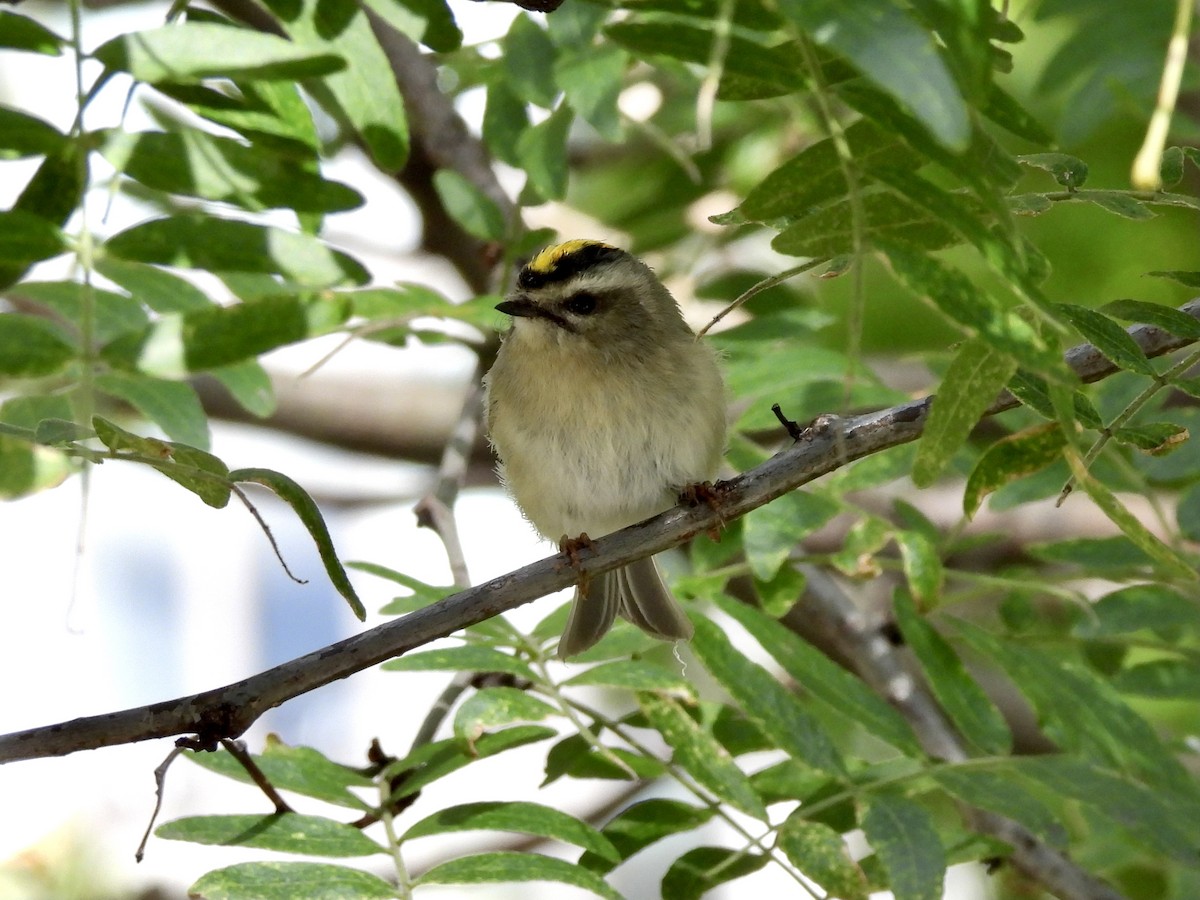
[527,239,616,274]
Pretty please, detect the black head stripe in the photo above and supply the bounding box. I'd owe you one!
[516,241,625,291]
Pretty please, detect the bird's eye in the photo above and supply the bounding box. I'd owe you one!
[563,292,598,315]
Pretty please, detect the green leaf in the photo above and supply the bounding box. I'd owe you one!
[158,80,320,155]
[1180,483,1200,541]
[930,767,1066,847]
[1147,269,1200,289]
[1100,298,1200,339]
[101,130,362,214]
[1018,152,1089,189]
[93,24,345,82]
[504,14,559,108]
[951,618,1200,798]
[743,490,840,579]
[184,740,374,811]
[639,693,767,820]
[982,83,1053,144]
[752,564,806,618]
[773,192,960,259]
[542,732,665,783]
[0,11,64,54]
[93,416,231,507]
[1063,449,1197,582]
[964,424,1066,518]
[386,726,556,798]
[777,0,968,150]
[189,862,397,899]
[895,531,944,606]
[1073,584,1200,637]
[662,847,769,900]
[263,0,408,171]
[1054,303,1155,376]
[1012,756,1200,863]
[181,296,310,371]
[361,0,462,52]
[432,169,507,241]
[95,258,213,313]
[741,118,923,222]
[17,280,148,345]
[404,802,618,861]
[0,209,67,266]
[1114,660,1200,699]
[482,78,529,167]
[877,239,1054,370]
[95,371,210,449]
[564,659,690,692]
[383,646,537,682]
[717,596,921,755]
[1112,422,1188,456]
[0,434,70,498]
[517,104,574,202]
[690,615,845,776]
[418,851,621,900]
[105,215,369,287]
[555,45,626,141]
[578,799,715,874]
[861,794,945,900]
[230,467,365,619]
[211,360,278,418]
[453,687,557,749]
[913,338,1017,486]
[0,314,74,376]
[157,813,383,857]
[1079,190,1155,220]
[776,814,869,900]
[892,592,1010,754]
[0,106,66,159]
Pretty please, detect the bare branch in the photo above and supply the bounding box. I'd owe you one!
[1,299,1197,766]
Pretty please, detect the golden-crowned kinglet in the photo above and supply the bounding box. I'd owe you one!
[483,240,726,659]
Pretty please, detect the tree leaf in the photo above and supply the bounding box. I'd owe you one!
[639,693,767,820]
[189,862,397,899]
[92,24,345,82]
[861,794,945,900]
[777,0,968,150]
[690,615,846,776]
[386,726,557,799]
[230,466,365,619]
[564,659,690,692]
[95,258,213,313]
[964,424,1066,518]
[742,490,839,579]
[0,11,64,54]
[418,851,622,900]
[432,169,507,241]
[0,314,74,376]
[1113,659,1200,699]
[185,740,374,810]
[1054,303,1155,376]
[1100,298,1200,339]
[1018,152,1089,189]
[1072,584,1200,637]
[0,209,67,267]
[517,103,574,202]
[717,595,921,755]
[661,846,769,900]
[0,106,66,160]
[930,766,1066,847]
[504,13,559,108]
[578,799,715,874]
[382,646,537,682]
[913,337,1017,486]
[555,45,626,141]
[157,813,383,856]
[1080,189,1155,220]
[181,296,311,371]
[776,813,869,900]
[403,801,619,861]
[263,0,408,171]
[895,531,945,606]
[453,687,557,750]
[95,371,210,449]
[210,360,278,418]
[361,0,462,52]
[157,79,320,155]
[101,130,362,214]
[105,215,369,287]
[892,591,1010,754]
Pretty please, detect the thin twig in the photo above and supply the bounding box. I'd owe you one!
[1,299,1197,765]
[217,738,293,814]
[134,746,183,862]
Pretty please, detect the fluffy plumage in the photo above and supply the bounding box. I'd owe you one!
[484,241,726,658]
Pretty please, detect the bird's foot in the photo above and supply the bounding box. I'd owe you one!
[558,533,596,595]
[679,480,729,541]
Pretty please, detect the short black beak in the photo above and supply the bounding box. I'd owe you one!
[495,296,542,318]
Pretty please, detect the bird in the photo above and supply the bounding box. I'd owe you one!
[483,239,727,659]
